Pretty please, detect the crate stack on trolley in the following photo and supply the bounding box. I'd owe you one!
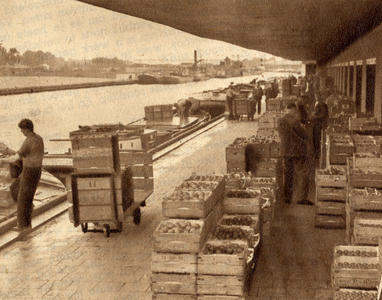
[151,172,262,300]
[66,132,131,237]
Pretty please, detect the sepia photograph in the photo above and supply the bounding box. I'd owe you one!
[1,1,382,299]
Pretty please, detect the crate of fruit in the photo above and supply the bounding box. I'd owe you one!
[350,188,382,211]
[225,172,248,189]
[334,245,379,259]
[198,240,248,276]
[151,273,197,295]
[162,191,217,219]
[226,139,247,162]
[350,168,382,188]
[332,255,380,289]
[334,289,377,300]
[251,159,277,177]
[354,218,382,245]
[209,224,260,249]
[227,161,247,173]
[182,174,225,198]
[154,203,223,253]
[316,187,347,201]
[315,167,347,187]
[223,189,261,215]
[219,214,260,235]
[245,177,276,191]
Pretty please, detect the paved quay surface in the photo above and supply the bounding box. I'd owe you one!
[0,118,345,300]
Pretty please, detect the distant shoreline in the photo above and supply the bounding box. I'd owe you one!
[0,77,138,96]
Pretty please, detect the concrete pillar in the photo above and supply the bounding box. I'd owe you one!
[375,53,382,123]
[361,60,367,113]
[347,63,351,96]
[353,60,357,102]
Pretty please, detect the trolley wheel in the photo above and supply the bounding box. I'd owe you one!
[133,207,141,225]
[81,223,88,233]
[117,222,123,232]
[103,224,110,237]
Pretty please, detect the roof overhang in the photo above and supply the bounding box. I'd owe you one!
[76,0,382,65]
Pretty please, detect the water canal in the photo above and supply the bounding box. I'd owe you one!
[0,74,273,154]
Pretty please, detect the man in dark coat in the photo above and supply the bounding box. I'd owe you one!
[226,82,236,120]
[311,94,329,160]
[253,82,263,115]
[278,103,311,205]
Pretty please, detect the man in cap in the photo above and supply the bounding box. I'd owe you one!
[278,103,311,205]
[226,82,236,120]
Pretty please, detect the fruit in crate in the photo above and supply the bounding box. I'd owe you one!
[177,181,218,190]
[163,190,209,201]
[210,225,250,241]
[260,188,273,198]
[157,221,201,234]
[221,216,257,227]
[351,168,382,175]
[335,290,376,300]
[203,242,245,255]
[358,223,382,228]
[336,250,377,257]
[250,177,275,184]
[186,174,223,182]
[317,167,346,175]
[226,189,259,198]
[336,262,379,269]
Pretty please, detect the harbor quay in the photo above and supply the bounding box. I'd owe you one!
[0,120,257,300]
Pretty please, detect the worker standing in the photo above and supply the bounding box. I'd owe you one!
[0,119,44,231]
[253,81,263,115]
[278,103,311,205]
[311,93,329,161]
[226,82,236,120]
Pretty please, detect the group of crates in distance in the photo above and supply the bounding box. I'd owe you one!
[311,93,382,298]
[151,172,267,300]
[66,127,154,237]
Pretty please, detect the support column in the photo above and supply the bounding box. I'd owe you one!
[342,65,346,95]
[353,60,357,102]
[347,63,351,96]
[339,66,342,93]
[361,60,367,113]
[375,52,382,123]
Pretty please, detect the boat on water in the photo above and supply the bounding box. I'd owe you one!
[138,72,202,85]
[137,73,162,84]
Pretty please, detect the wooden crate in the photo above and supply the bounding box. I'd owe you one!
[349,168,382,188]
[71,134,120,173]
[315,214,345,229]
[219,214,261,236]
[330,153,352,165]
[153,201,223,253]
[226,147,246,162]
[333,245,379,259]
[151,252,198,274]
[354,155,382,168]
[197,295,247,300]
[223,190,261,215]
[245,177,276,191]
[153,294,197,300]
[163,191,219,219]
[315,201,345,216]
[346,208,382,245]
[258,117,275,129]
[332,256,380,289]
[233,100,251,117]
[151,273,197,295]
[315,170,347,187]
[197,273,248,296]
[316,187,347,202]
[355,141,380,154]
[198,240,248,276]
[354,218,382,245]
[350,188,382,211]
[269,141,281,158]
[334,289,378,300]
[227,161,247,173]
[251,160,277,177]
[246,143,271,160]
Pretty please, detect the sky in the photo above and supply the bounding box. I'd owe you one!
[0,0,278,64]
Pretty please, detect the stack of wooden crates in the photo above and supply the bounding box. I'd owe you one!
[152,173,262,300]
[347,154,382,246]
[314,167,347,229]
[67,133,129,235]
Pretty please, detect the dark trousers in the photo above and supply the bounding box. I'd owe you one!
[312,124,323,159]
[283,156,308,203]
[17,166,42,228]
[255,97,262,114]
[227,97,234,119]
